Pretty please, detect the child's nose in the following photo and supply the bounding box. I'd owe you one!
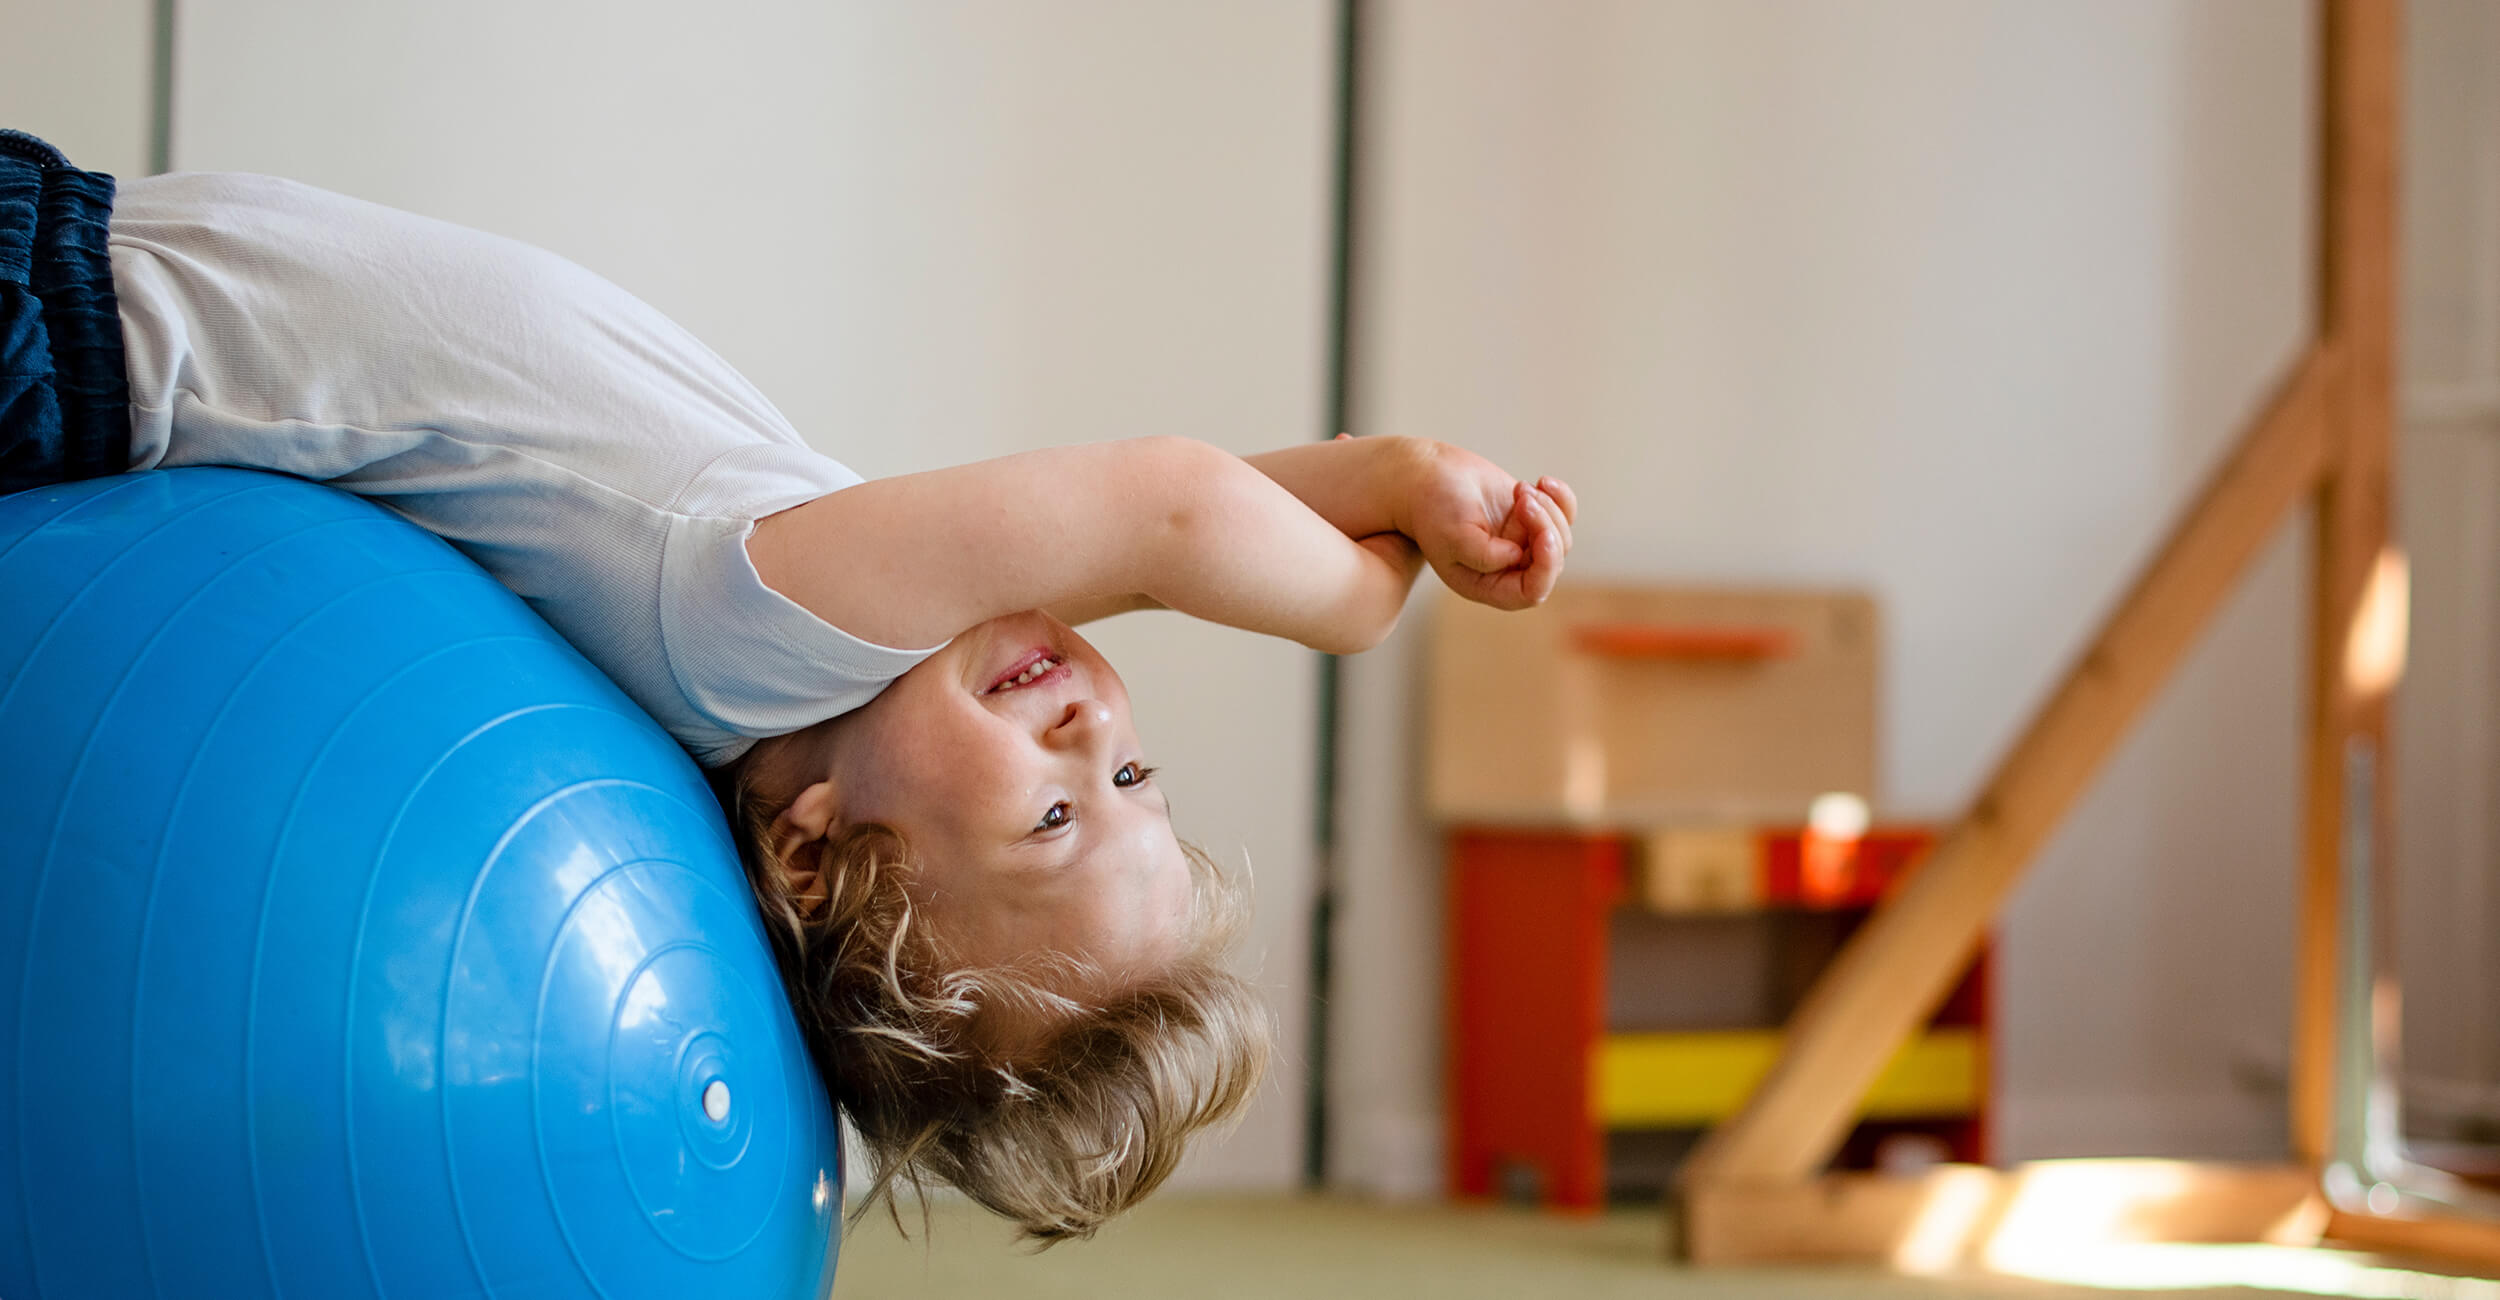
[1044,699,1115,750]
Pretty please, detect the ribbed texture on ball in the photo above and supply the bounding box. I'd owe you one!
[0,470,839,1299]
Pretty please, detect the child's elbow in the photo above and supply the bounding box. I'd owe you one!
[1328,616,1399,657]
[1308,579,1412,656]
[1334,537,1422,655]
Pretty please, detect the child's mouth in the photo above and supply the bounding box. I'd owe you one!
[985,652,1065,694]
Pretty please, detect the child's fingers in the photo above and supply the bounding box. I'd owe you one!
[1516,490,1564,605]
[1495,488,1535,548]
[1541,486,1573,554]
[1458,525,1527,573]
[1445,487,1568,609]
[1538,475,1579,525]
[1443,551,1532,611]
[1464,567,1537,612]
[1518,482,1572,558]
[1531,506,1564,604]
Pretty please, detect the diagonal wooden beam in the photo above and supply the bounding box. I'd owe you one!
[1680,346,2335,1188]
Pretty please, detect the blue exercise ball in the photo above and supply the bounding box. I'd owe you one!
[0,469,839,1299]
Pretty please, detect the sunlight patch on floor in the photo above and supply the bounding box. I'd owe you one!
[1993,1243,2500,1299]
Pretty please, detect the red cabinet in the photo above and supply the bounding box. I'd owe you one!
[1445,826,1990,1209]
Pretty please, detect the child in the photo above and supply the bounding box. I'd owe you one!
[0,130,1575,1241]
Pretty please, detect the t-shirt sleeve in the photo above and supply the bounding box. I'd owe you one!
[659,442,942,767]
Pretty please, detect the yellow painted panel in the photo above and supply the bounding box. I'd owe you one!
[1593,1028,1983,1127]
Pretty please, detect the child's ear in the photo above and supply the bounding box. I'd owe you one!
[769,779,841,918]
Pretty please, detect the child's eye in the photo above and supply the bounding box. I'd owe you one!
[1114,762,1157,788]
[1035,801,1072,832]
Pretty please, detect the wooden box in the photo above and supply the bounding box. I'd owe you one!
[1428,585,1878,825]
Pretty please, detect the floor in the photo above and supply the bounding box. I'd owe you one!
[827,1194,2500,1299]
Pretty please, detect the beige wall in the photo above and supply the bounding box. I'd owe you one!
[0,0,152,177]
[1334,0,2320,1192]
[2396,0,2500,1131]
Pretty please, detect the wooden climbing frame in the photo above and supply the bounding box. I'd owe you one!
[1675,0,2500,1272]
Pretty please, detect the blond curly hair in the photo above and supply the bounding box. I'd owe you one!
[714,756,1270,1244]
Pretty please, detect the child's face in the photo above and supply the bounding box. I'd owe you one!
[804,610,1194,985]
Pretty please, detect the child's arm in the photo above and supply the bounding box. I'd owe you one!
[747,436,1426,654]
[1040,436,1428,627]
[1042,591,1168,627]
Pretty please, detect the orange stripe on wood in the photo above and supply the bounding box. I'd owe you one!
[1569,623,1797,661]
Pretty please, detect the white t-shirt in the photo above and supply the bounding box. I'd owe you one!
[108,171,938,767]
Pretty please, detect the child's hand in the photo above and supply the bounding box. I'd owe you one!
[1396,439,1576,610]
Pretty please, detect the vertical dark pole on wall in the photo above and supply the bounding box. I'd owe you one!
[1304,0,1364,1192]
[148,0,175,173]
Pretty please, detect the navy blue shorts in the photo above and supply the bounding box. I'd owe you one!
[0,129,128,496]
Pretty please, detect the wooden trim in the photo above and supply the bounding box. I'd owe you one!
[1683,1164,2500,1278]
[2294,0,2403,1168]
[1680,1162,2323,1270]
[2324,1207,2500,1273]
[1679,351,2334,1186]
[1682,1167,2004,1270]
